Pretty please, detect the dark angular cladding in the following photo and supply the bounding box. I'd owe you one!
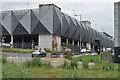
[12,23,29,35]
[31,9,51,35]
[31,21,50,34]
[75,21,80,40]
[31,10,39,33]
[61,14,70,37]
[37,7,53,34]
[53,7,61,36]
[11,13,19,32]
[0,4,114,48]
[69,18,77,39]
[2,26,10,35]
[1,12,12,35]
[19,11,31,34]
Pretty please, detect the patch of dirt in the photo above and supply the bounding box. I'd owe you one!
[41,57,65,64]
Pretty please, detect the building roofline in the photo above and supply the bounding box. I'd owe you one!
[39,4,61,10]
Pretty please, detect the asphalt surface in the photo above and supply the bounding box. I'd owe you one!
[3,52,31,57]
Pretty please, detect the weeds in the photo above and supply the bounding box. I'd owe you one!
[24,57,42,67]
[61,60,70,69]
[44,61,53,68]
[1,56,7,64]
[61,59,78,69]
[82,61,88,69]
[2,63,30,78]
[70,60,78,69]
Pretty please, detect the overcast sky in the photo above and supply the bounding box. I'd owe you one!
[1,0,120,37]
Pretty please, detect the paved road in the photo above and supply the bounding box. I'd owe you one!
[3,52,31,57]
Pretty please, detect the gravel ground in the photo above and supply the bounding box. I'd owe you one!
[41,57,66,67]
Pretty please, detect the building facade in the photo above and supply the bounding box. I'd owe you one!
[114,2,120,63]
[0,4,114,52]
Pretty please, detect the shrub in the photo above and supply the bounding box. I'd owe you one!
[61,60,78,69]
[45,48,59,55]
[2,63,30,78]
[77,58,82,61]
[61,60,70,69]
[3,48,34,53]
[101,51,113,55]
[100,64,118,71]
[2,56,7,64]
[91,63,118,71]
[64,54,73,60]
[44,61,53,68]
[45,48,52,53]
[82,62,88,69]
[24,57,42,67]
[70,60,78,69]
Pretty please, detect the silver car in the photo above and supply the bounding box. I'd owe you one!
[31,50,46,57]
[31,50,41,57]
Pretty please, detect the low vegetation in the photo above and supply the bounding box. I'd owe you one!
[2,48,34,53]
[1,55,119,78]
[24,57,43,68]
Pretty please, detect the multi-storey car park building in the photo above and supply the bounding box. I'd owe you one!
[114,2,120,63]
[0,4,114,52]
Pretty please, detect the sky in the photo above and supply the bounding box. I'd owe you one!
[0,0,120,37]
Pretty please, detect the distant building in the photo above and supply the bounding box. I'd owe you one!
[81,21,91,27]
[101,32,113,39]
[114,2,120,63]
[0,4,114,52]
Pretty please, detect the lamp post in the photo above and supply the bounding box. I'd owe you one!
[2,37,5,55]
[74,14,82,52]
[73,9,75,18]
[74,14,82,22]
[95,24,97,31]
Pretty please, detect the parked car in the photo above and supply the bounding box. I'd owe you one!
[81,49,87,52]
[31,49,46,58]
[31,50,41,57]
[105,48,112,51]
[81,49,91,52]
[86,49,91,52]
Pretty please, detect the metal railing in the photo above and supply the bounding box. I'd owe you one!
[61,43,80,53]
[13,43,32,49]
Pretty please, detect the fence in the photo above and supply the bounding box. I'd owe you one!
[13,43,32,49]
[100,53,113,63]
[61,43,80,53]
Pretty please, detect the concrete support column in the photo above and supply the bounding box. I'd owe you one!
[80,41,82,49]
[10,35,13,48]
[86,43,91,50]
[72,40,74,45]
[77,41,80,46]
[22,36,24,49]
[56,36,61,52]
[103,47,106,51]
[38,34,53,50]
[66,38,68,44]
[38,35,40,49]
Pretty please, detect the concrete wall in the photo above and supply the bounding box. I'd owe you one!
[38,34,53,50]
[114,2,120,47]
[86,43,91,49]
[38,34,61,52]
[56,36,61,52]
[114,2,120,63]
